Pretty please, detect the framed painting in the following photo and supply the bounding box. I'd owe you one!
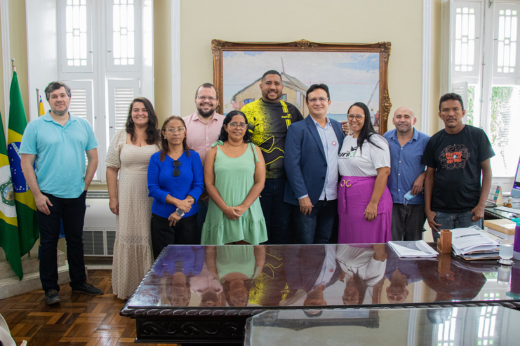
[211,39,392,134]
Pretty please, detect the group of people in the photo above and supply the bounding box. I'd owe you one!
[136,243,488,308]
[20,71,494,305]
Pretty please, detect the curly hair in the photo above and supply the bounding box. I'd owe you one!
[125,97,160,145]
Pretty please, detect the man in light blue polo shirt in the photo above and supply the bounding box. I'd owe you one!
[20,81,103,305]
[383,106,430,241]
[284,84,345,244]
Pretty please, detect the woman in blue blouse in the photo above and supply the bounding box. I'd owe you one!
[148,116,204,259]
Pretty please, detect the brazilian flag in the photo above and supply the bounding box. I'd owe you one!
[7,71,39,271]
[0,112,22,279]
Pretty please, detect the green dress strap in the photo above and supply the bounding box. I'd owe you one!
[249,143,259,163]
[211,140,224,148]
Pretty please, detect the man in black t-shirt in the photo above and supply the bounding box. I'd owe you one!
[241,70,304,244]
[422,93,494,240]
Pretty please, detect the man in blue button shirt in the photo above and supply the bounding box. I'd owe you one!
[284,84,345,244]
[20,81,103,305]
[383,106,430,241]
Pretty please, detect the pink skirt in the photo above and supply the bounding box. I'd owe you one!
[338,175,392,244]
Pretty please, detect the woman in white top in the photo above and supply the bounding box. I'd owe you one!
[106,97,160,299]
[337,102,392,243]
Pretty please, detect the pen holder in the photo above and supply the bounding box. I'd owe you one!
[437,229,452,254]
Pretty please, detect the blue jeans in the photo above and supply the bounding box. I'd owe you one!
[432,211,481,241]
[38,191,88,292]
[292,199,337,244]
[260,178,292,244]
[197,198,208,239]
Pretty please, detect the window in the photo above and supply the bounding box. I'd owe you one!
[450,0,520,177]
[57,0,153,181]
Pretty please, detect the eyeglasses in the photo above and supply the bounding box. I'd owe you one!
[165,127,186,133]
[197,96,216,101]
[173,160,181,177]
[347,114,365,120]
[308,97,329,104]
[228,122,247,129]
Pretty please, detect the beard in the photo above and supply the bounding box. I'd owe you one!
[263,91,281,102]
[396,125,412,134]
[197,106,215,118]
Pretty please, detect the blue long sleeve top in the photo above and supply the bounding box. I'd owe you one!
[153,246,205,277]
[147,150,204,218]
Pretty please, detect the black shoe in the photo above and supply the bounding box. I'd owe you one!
[71,282,103,295]
[45,290,61,305]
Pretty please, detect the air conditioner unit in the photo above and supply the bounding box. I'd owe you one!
[83,191,116,257]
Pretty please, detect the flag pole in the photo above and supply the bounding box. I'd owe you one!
[36,88,40,117]
[11,58,16,72]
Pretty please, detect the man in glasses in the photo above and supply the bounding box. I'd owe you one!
[241,70,304,244]
[383,106,430,241]
[284,84,345,244]
[183,83,224,237]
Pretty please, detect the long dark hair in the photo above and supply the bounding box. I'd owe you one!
[347,102,382,154]
[217,110,252,143]
[159,116,191,161]
[125,97,160,145]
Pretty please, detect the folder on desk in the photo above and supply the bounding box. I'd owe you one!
[451,228,500,261]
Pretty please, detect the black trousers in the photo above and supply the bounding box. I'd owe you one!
[391,203,426,241]
[151,213,198,259]
[38,191,87,292]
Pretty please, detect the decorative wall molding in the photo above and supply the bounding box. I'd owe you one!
[171,0,181,115]
[422,0,432,134]
[1,0,11,133]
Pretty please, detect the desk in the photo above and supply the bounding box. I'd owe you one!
[120,244,520,344]
[485,207,520,220]
[245,306,520,345]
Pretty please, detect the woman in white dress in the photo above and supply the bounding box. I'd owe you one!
[336,244,387,305]
[106,97,160,300]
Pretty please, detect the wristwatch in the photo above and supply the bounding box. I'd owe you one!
[176,208,185,217]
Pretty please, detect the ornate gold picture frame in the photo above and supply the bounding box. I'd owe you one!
[211,39,391,134]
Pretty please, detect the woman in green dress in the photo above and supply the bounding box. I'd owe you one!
[202,110,267,245]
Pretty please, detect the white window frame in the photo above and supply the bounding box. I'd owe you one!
[106,0,142,72]
[107,79,140,140]
[57,0,93,73]
[446,0,520,178]
[55,0,152,182]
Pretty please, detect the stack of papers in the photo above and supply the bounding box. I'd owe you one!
[451,228,499,260]
[388,240,438,258]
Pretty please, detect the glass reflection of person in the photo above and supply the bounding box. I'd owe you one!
[189,263,224,307]
[205,245,265,306]
[284,245,342,307]
[384,247,423,303]
[418,259,486,303]
[154,246,204,306]
[336,244,387,305]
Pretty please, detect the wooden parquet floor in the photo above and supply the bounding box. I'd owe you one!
[0,270,174,346]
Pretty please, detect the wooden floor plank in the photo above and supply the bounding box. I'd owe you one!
[0,270,182,346]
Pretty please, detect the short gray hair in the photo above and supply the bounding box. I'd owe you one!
[44,81,71,101]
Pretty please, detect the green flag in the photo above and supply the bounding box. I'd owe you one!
[0,112,23,279]
[7,71,39,267]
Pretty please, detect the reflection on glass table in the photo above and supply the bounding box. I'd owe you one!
[245,307,520,346]
[126,244,520,309]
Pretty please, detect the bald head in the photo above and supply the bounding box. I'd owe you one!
[392,106,416,134]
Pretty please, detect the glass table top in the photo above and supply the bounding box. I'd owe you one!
[244,306,520,346]
[126,244,520,309]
